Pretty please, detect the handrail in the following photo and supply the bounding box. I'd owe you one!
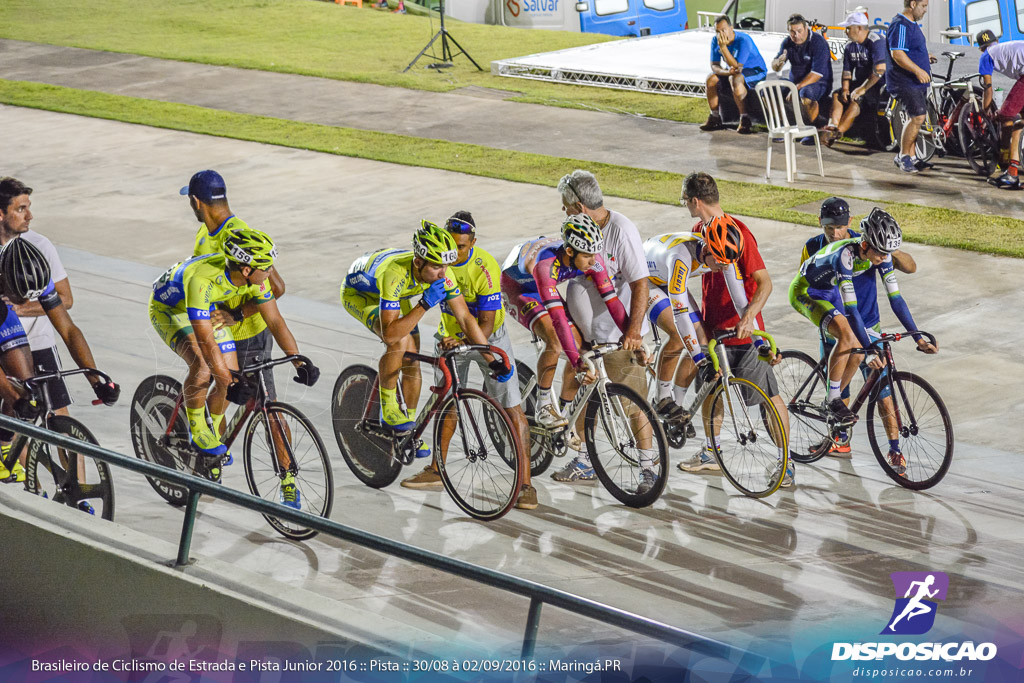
[0,414,738,663]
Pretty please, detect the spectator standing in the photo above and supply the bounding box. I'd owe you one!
[771,13,833,142]
[976,29,1024,189]
[886,0,936,174]
[701,14,767,135]
[822,12,887,147]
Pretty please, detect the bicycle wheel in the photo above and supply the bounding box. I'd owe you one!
[774,350,831,463]
[331,365,401,488]
[866,371,953,490]
[704,378,788,498]
[516,362,555,477]
[891,99,936,162]
[584,383,668,508]
[129,375,197,506]
[244,402,334,540]
[27,415,114,521]
[434,388,521,521]
[958,101,999,176]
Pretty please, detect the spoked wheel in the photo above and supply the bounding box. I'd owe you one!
[585,383,668,508]
[129,375,198,506]
[704,378,788,498]
[27,415,114,521]
[866,371,953,490]
[244,402,334,540]
[958,102,1000,176]
[890,99,936,162]
[774,351,832,463]
[434,389,521,521]
[331,365,401,489]
[517,362,556,477]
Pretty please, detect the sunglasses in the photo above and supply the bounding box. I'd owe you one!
[445,217,475,234]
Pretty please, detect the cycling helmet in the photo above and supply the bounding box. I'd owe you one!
[561,214,604,254]
[0,237,52,302]
[413,220,458,265]
[860,208,902,253]
[222,227,277,269]
[702,215,744,264]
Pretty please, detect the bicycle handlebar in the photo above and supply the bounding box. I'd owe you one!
[7,367,115,407]
[849,330,937,355]
[576,342,653,378]
[705,330,777,373]
[231,354,313,381]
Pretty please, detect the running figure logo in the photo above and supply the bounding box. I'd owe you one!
[882,571,949,635]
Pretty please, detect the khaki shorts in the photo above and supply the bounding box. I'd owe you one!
[603,348,648,396]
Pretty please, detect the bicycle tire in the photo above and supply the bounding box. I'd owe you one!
[957,101,999,176]
[434,388,521,521]
[331,365,402,489]
[891,99,936,162]
[774,350,832,463]
[244,402,334,540]
[516,362,555,477]
[584,383,668,508]
[866,371,953,490]
[129,374,196,506]
[704,377,788,498]
[27,415,114,520]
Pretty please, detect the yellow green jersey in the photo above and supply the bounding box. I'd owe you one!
[193,215,268,341]
[151,253,274,319]
[439,247,505,339]
[344,249,460,308]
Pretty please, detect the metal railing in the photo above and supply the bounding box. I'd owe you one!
[0,414,737,662]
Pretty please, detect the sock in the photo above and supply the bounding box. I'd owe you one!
[889,438,901,453]
[838,430,849,443]
[558,397,571,412]
[658,380,673,401]
[828,380,842,401]
[186,407,208,433]
[408,407,416,420]
[1010,160,1020,177]
[210,413,225,436]
[537,388,553,410]
[828,119,838,128]
[673,383,688,405]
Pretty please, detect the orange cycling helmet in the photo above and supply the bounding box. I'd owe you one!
[702,215,744,264]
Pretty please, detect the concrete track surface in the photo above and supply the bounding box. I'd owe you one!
[2,105,1023,664]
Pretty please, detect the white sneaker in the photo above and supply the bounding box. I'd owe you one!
[677,446,721,473]
[536,403,568,429]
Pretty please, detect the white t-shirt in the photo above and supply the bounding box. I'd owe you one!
[17,230,67,350]
[566,210,651,343]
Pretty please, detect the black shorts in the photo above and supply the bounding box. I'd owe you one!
[892,86,928,118]
[32,346,73,411]
[236,328,276,400]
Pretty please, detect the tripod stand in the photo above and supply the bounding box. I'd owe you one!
[403,0,482,72]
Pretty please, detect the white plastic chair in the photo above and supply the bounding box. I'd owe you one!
[755,79,825,183]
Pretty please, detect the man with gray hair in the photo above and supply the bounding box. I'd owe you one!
[555,170,650,483]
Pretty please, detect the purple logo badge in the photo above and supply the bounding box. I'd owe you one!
[881,572,949,635]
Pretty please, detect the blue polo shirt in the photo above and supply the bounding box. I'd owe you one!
[710,31,767,84]
[777,31,832,89]
[844,32,887,85]
[886,12,930,91]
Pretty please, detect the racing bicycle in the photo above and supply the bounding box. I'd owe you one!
[129,354,333,540]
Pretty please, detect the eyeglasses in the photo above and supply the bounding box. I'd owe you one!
[562,175,585,211]
[445,217,475,234]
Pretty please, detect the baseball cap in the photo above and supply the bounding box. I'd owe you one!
[819,197,850,225]
[976,29,998,49]
[838,11,868,27]
[180,170,227,203]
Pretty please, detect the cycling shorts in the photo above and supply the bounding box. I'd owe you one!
[149,298,236,353]
[789,275,843,336]
[822,325,891,401]
[341,285,418,337]
[501,274,555,333]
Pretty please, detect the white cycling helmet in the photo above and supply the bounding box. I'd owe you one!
[861,208,902,253]
[561,214,604,254]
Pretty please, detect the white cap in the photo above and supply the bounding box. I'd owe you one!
[838,11,869,27]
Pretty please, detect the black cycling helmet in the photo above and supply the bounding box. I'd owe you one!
[860,208,902,254]
[0,237,52,304]
[976,29,998,50]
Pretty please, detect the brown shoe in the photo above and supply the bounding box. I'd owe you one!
[699,113,725,132]
[400,466,443,490]
[822,126,840,148]
[736,116,753,134]
[515,484,538,510]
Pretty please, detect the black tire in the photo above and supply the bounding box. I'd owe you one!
[129,374,197,506]
[516,362,555,477]
[27,415,114,521]
[958,101,999,176]
[243,402,334,540]
[891,99,936,162]
[774,350,832,463]
[866,371,953,490]
[584,383,668,508]
[434,389,522,521]
[332,365,401,489]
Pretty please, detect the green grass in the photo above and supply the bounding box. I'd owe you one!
[3,79,1021,258]
[0,0,708,122]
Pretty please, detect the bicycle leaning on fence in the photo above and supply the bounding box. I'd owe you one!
[129,353,333,540]
[332,343,524,522]
[774,330,952,490]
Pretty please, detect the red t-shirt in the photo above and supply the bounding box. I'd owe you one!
[696,215,767,347]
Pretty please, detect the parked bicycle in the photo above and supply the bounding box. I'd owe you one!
[3,368,117,520]
[774,330,952,490]
[517,341,668,508]
[130,354,333,540]
[332,344,523,522]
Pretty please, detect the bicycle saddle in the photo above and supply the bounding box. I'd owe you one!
[942,50,965,59]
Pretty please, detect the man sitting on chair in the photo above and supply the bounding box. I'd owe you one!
[771,13,834,144]
[700,14,768,135]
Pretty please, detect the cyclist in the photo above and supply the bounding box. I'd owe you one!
[502,214,632,482]
[149,227,317,500]
[341,221,512,449]
[791,208,938,469]
[0,238,120,488]
[822,11,887,147]
[415,211,536,509]
[976,30,1024,189]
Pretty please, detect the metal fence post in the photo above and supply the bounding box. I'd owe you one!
[521,596,543,659]
[175,490,201,567]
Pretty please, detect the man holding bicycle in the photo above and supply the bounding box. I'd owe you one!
[976,30,1024,189]
[822,12,887,148]
[886,0,937,174]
